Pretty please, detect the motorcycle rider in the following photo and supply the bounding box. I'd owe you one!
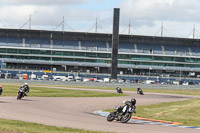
[124,98,136,113]
[23,83,29,96]
[0,84,2,95]
[116,86,122,93]
[137,87,143,95]
[117,97,136,121]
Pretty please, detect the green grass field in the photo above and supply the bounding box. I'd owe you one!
[20,84,200,96]
[136,98,200,127]
[2,83,200,96]
[0,118,112,133]
[1,84,127,97]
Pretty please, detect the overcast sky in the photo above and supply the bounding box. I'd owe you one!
[0,0,200,38]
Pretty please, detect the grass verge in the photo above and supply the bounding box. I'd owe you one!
[0,118,112,133]
[2,83,200,96]
[106,98,200,127]
[1,85,127,97]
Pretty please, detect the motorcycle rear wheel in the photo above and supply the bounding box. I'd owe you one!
[107,112,116,122]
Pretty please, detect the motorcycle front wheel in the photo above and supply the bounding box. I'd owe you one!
[107,112,116,122]
[17,93,22,100]
[120,113,132,123]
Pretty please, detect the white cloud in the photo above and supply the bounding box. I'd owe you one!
[0,0,106,30]
[0,0,88,6]
[114,0,200,37]
[118,0,200,26]
[0,0,199,37]
[0,5,65,28]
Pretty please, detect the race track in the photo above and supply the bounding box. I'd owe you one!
[0,88,199,133]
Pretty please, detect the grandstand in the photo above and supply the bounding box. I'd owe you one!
[0,28,200,77]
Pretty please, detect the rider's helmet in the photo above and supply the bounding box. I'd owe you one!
[131,98,136,105]
[24,83,28,86]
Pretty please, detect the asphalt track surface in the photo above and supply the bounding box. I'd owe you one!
[0,87,200,133]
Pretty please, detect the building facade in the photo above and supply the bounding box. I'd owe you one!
[1,28,200,77]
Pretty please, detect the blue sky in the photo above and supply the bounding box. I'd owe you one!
[0,0,200,38]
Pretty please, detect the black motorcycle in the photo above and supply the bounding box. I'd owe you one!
[107,101,136,123]
[137,88,144,95]
[0,86,2,95]
[116,87,123,94]
[17,87,26,100]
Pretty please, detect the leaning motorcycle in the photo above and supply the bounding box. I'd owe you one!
[17,87,25,100]
[137,89,144,95]
[117,89,123,94]
[107,101,136,123]
[0,86,2,95]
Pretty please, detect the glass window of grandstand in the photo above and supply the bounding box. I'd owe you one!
[83,59,106,63]
[98,53,110,58]
[174,57,185,62]
[97,59,106,63]
[118,61,130,64]
[84,59,95,62]
[196,58,200,63]
[162,57,174,61]
[131,55,141,60]
[52,57,63,61]
[63,51,73,56]
[141,62,152,65]
[153,56,163,61]
[63,58,74,61]
[195,65,200,68]
[30,50,40,55]
[40,57,50,61]
[0,48,6,53]
[29,56,40,60]
[184,64,198,68]
[74,52,85,57]
[8,49,18,53]
[156,63,166,66]
[52,51,63,56]
[140,55,153,61]
[0,55,8,58]
[165,63,175,66]
[40,50,51,55]
[86,53,97,57]
[185,58,196,63]
[16,56,28,59]
[118,54,131,59]
[18,49,29,54]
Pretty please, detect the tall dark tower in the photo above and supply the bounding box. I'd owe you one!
[111,8,120,80]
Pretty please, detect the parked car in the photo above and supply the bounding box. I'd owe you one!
[75,77,82,82]
[68,76,74,81]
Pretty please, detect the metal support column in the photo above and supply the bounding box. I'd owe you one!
[111,8,120,80]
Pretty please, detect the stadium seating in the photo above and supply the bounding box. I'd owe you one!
[1,36,200,57]
[163,44,189,55]
[0,37,22,47]
[81,41,108,51]
[119,43,134,52]
[189,46,200,56]
[135,43,162,54]
[53,40,79,50]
